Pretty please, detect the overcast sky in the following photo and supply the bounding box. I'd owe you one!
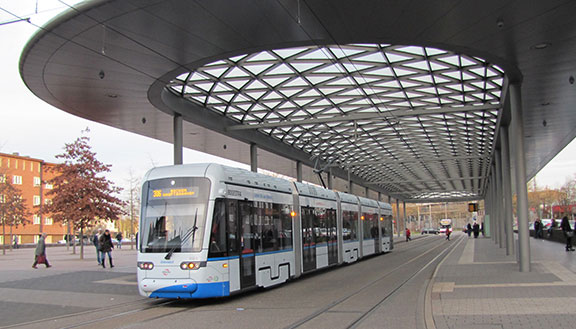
[0,0,574,193]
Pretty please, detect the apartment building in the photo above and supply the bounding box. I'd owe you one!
[0,152,65,244]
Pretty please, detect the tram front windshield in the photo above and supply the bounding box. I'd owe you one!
[140,177,210,254]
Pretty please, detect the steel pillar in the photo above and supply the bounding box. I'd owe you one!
[495,150,505,248]
[327,169,333,189]
[365,186,369,197]
[250,143,257,172]
[403,201,407,233]
[501,126,515,256]
[296,161,303,182]
[396,199,400,237]
[510,83,531,272]
[173,114,183,165]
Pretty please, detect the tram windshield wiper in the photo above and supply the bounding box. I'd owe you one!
[164,208,199,260]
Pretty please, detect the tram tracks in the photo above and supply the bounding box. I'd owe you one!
[284,235,464,329]
[3,235,454,329]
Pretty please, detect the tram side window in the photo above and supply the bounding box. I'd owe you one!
[342,210,358,241]
[208,199,227,258]
[255,201,294,253]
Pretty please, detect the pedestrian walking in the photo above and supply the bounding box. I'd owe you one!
[467,223,472,237]
[405,228,411,241]
[13,236,19,249]
[93,229,102,265]
[533,219,540,239]
[445,228,451,241]
[99,229,114,268]
[32,233,51,269]
[560,216,574,251]
[473,221,480,238]
[116,232,123,249]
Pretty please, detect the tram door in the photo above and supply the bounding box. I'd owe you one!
[327,209,338,265]
[238,201,256,289]
[302,207,316,272]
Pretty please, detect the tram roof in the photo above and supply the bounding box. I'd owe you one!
[19,0,576,203]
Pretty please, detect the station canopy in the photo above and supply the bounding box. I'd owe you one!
[17,1,576,204]
[168,44,503,201]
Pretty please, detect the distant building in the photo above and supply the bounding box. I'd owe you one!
[0,152,65,244]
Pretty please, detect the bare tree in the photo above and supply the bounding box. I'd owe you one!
[124,169,141,249]
[0,171,30,255]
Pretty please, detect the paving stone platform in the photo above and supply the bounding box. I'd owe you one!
[431,234,576,329]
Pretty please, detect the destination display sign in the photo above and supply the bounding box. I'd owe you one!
[150,187,199,199]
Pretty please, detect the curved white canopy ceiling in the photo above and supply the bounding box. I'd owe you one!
[168,44,505,201]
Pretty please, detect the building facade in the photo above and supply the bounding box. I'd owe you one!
[0,152,65,244]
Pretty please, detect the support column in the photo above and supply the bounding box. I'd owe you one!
[296,161,303,182]
[492,170,500,245]
[365,186,369,197]
[250,143,257,172]
[403,201,407,232]
[378,192,382,202]
[501,126,515,255]
[396,199,400,238]
[495,150,505,248]
[327,169,333,190]
[347,168,351,193]
[510,83,531,272]
[173,114,183,165]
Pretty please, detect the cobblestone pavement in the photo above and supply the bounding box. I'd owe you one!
[431,235,576,329]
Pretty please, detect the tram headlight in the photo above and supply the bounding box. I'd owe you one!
[137,262,154,270]
[180,262,200,270]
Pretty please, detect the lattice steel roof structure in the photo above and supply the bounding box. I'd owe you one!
[17,0,576,203]
[168,44,503,201]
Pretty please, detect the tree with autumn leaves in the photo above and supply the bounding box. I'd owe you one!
[0,170,31,255]
[43,133,125,259]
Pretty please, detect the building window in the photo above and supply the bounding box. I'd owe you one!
[0,195,5,203]
[34,177,41,186]
[12,175,22,185]
[33,215,40,225]
[33,195,40,206]
[45,184,53,190]
[45,199,52,205]
[0,174,5,183]
[45,217,53,225]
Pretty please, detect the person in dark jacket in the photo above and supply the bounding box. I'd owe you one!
[32,233,51,269]
[534,219,541,239]
[560,216,574,251]
[467,223,472,237]
[99,230,114,268]
[472,222,480,238]
[93,228,102,265]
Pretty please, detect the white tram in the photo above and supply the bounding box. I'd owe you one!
[137,164,394,299]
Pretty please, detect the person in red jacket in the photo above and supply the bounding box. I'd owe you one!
[406,228,411,241]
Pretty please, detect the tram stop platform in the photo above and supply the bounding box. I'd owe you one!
[430,235,576,329]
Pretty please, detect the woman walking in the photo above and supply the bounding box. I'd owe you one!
[99,230,115,268]
[32,233,51,269]
[560,216,574,252]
